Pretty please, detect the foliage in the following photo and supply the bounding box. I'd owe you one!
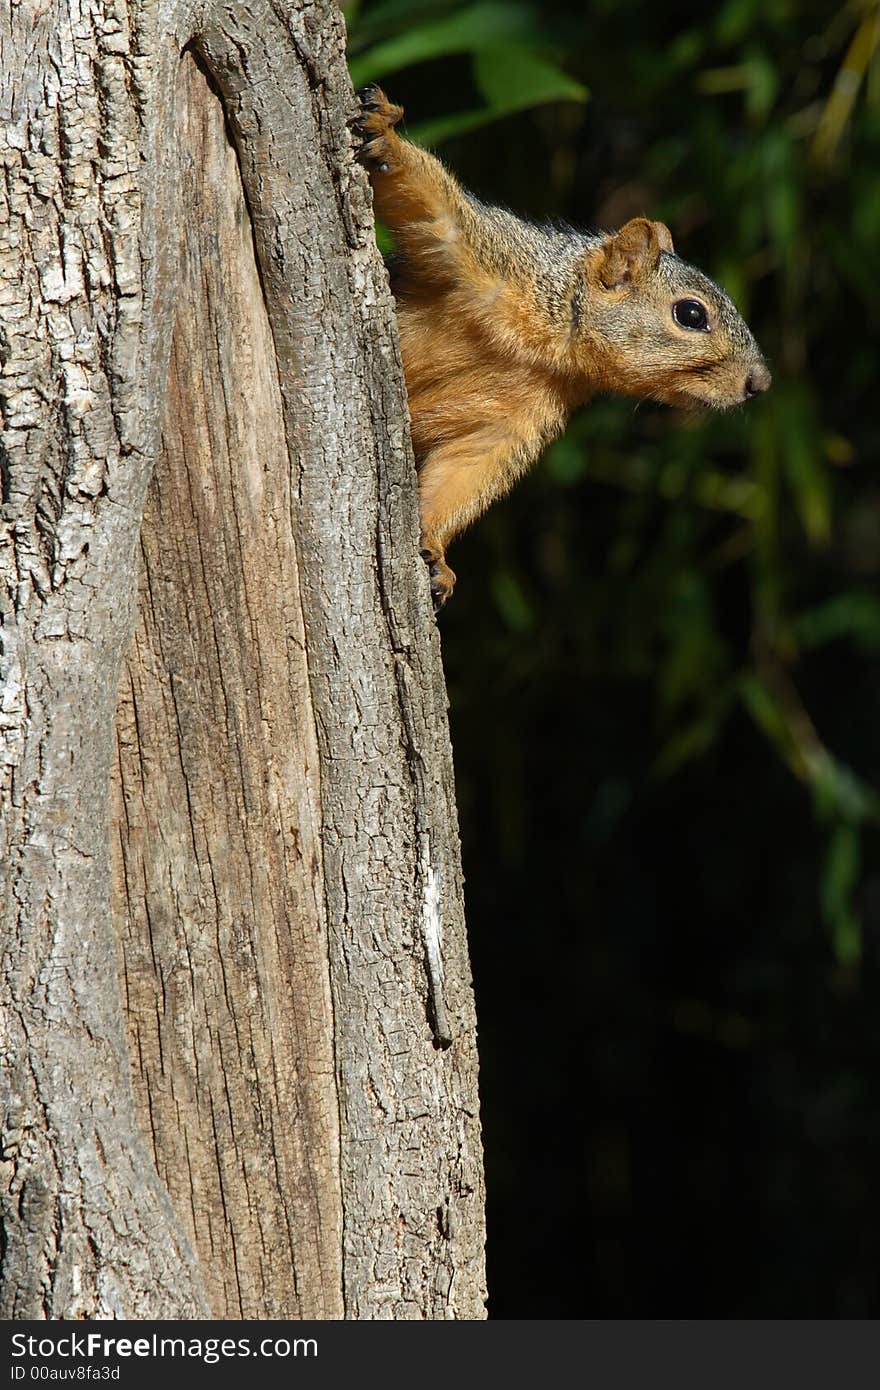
[346,0,587,141]
[345,0,880,1315]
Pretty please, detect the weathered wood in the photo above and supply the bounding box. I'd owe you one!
[2,0,485,1319]
[0,0,209,1319]
[111,52,343,1319]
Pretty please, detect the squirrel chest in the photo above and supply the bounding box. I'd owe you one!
[397,300,573,482]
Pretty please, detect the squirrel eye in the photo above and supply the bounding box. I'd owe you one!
[673,299,709,331]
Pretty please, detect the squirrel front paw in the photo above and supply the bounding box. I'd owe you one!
[352,85,404,171]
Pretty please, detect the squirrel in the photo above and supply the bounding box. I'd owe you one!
[354,86,771,607]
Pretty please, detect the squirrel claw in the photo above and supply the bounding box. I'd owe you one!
[353,86,404,168]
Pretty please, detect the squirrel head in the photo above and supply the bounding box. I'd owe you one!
[575,218,770,409]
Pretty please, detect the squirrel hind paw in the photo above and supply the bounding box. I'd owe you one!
[352,86,404,166]
[426,556,456,610]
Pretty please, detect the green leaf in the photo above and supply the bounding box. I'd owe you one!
[794,592,880,653]
[658,575,728,713]
[348,2,536,86]
[810,754,879,827]
[373,221,396,256]
[821,825,862,966]
[347,0,459,54]
[654,710,727,778]
[744,50,778,124]
[833,915,862,968]
[738,674,799,770]
[409,107,523,147]
[715,0,761,45]
[783,436,831,546]
[763,384,831,547]
[473,43,588,113]
[491,568,535,633]
[760,130,800,258]
[692,470,762,519]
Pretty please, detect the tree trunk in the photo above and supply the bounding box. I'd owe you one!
[1,0,485,1320]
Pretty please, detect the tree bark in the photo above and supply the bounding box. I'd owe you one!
[1,0,485,1320]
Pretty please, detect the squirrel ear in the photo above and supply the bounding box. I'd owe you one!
[653,220,674,253]
[597,217,668,289]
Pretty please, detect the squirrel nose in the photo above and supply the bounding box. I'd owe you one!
[745,365,771,397]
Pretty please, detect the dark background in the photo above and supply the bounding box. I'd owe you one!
[346,0,880,1316]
